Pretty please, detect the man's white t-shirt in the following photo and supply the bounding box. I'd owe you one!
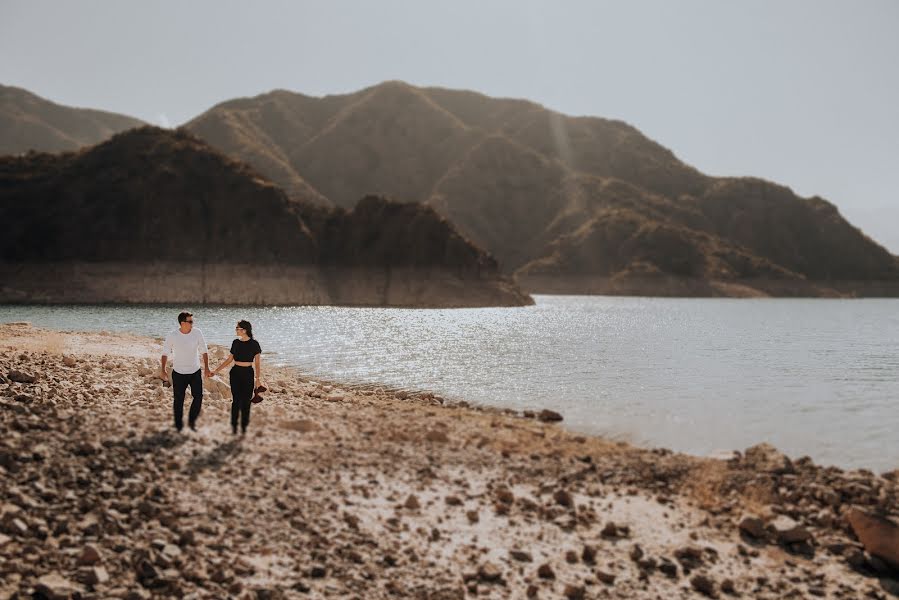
[162,328,209,375]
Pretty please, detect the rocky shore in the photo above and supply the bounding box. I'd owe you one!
[1,324,897,599]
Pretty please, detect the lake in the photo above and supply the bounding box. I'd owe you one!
[3,296,897,471]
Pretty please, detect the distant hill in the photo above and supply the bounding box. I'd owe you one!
[0,127,531,307]
[186,81,899,297]
[0,84,145,155]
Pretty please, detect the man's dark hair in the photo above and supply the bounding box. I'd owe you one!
[178,311,193,324]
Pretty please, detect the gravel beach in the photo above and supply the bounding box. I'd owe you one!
[1,323,897,599]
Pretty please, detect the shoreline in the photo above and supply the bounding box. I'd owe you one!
[1,324,898,598]
[0,262,533,309]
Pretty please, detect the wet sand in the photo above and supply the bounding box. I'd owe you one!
[1,323,897,599]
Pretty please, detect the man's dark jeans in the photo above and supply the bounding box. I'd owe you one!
[172,369,202,431]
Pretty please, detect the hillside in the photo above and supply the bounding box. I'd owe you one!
[186,81,899,297]
[0,127,531,307]
[0,84,145,155]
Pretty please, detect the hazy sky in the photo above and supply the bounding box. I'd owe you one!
[2,1,897,252]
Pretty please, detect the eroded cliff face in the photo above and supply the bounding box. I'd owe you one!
[0,127,532,307]
[0,263,530,307]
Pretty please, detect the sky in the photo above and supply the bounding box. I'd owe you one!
[2,0,897,252]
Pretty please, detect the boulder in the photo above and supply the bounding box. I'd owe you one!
[537,409,563,423]
[846,508,899,570]
[743,443,793,474]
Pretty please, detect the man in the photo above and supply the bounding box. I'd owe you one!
[160,311,212,432]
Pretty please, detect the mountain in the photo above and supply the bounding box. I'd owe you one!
[0,127,531,307]
[185,81,899,297]
[0,84,145,155]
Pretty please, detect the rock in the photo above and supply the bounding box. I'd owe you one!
[674,547,704,573]
[595,570,616,585]
[537,409,563,422]
[63,356,77,367]
[537,563,555,579]
[738,514,766,539]
[77,543,102,565]
[477,562,503,583]
[326,393,344,402]
[79,565,109,585]
[495,488,514,504]
[743,443,793,474]
[563,584,585,599]
[8,370,37,384]
[34,573,83,599]
[445,496,463,506]
[135,558,160,585]
[161,543,181,560]
[509,549,533,562]
[768,515,812,544]
[581,544,597,565]
[845,547,867,569]
[867,553,895,575]
[846,508,899,570]
[6,517,28,536]
[210,566,230,583]
[404,494,421,510]
[629,544,644,562]
[601,521,622,539]
[465,510,479,524]
[553,489,573,507]
[690,574,717,598]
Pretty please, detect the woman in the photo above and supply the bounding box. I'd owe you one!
[212,320,262,434]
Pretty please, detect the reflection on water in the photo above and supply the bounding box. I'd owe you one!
[2,296,897,471]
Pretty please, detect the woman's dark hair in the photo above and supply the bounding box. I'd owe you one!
[238,320,254,339]
[178,311,193,324]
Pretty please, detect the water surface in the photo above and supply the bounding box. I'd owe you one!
[3,296,897,471]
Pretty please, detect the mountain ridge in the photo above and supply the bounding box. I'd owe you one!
[183,81,898,297]
[4,82,897,297]
[0,84,146,155]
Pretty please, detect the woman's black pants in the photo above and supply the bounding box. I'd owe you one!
[229,365,254,432]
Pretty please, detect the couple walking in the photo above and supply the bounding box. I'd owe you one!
[160,311,263,435]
